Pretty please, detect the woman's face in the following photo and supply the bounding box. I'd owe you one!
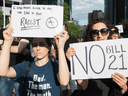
[32,38,50,60]
[91,22,109,41]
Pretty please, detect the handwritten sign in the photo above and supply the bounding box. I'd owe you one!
[11,5,63,37]
[115,25,123,33]
[70,39,128,80]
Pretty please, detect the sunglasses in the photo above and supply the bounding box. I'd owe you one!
[90,28,109,36]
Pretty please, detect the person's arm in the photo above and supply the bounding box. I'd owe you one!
[0,18,16,78]
[66,47,89,90]
[112,73,128,94]
[55,27,69,86]
[77,79,88,90]
[10,39,29,54]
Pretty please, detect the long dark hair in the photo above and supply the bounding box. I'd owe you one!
[32,38,56,61]
[83,18,111,42]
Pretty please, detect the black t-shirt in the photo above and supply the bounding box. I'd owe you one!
[55,36,78,71]
[64,36,78,71]
[0,29,31,66]
[79,79,121,96]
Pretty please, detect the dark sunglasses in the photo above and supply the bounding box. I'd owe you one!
[90,28,109,36]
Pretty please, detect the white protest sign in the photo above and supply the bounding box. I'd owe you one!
[70,38,128,80]
[11,5,63,37]
[115,25,123,33]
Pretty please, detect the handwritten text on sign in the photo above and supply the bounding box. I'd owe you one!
[70,39,128,80]
[11,5,63,37]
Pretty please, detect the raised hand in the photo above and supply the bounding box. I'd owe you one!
[112,72,128,94]
[66,47,76,61]
[55,25,68,49]
[3,17,14,41]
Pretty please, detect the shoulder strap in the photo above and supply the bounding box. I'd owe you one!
[51,60,60,86]
[26,62,32,77]
[24,62,32,84]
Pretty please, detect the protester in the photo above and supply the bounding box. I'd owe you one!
[54,24,79,96]
[66,18,128,96]
[0,17,69,96]
[0,26,31,96]
[109,26,119,39]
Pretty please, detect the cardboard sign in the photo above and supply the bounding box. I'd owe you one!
[70,39,128,80]
[11,5,63,37]
[115,25,123,33]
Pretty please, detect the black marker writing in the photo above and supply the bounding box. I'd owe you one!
[20,17,41,31]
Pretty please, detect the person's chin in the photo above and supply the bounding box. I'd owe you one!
[37,56,44,60]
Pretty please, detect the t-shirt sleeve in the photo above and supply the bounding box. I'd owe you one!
[12,61,30,78]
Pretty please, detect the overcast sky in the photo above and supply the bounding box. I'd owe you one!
[72,0,104,25]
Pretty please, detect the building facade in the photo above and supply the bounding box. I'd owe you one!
[125,0,128,20]
[88,10,104,23]
[104,0,125,24]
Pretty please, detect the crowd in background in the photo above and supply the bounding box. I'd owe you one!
[0,16,128,96]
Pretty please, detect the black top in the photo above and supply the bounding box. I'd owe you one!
[79,79,123,96]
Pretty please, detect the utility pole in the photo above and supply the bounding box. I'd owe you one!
[3,0,5,28]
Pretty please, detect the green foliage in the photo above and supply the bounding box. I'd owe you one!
[0,12,3,28]
[61,2,83,38]
[61,2,70,21]
[6,16,9,25]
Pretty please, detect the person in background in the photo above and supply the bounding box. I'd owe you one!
[109,26,119,39]
[66,18,128,96]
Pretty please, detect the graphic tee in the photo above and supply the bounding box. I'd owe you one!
[13,60,60,96]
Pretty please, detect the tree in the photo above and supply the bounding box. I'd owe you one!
[61,2,70,22]
[0,12,3,29]
[61,2,83,38]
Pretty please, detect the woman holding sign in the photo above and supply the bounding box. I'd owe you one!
[0,17,69,96]
[66,18,128,96]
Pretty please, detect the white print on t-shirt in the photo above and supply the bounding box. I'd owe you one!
[28,81,51,90]
[27,74,52,96]
[33,74,45,82]
[27,90,51,96]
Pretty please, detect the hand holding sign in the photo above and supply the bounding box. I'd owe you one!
[55,26,68,49]
[3,17,14,41]
[66,47,76,61]
[112,73,128,94]
[70,39,128,80]
[11,5,63,38]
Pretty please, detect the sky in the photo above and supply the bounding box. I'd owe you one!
[72,0,104,25]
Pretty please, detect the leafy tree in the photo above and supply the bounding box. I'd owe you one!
[6,16,9,25]
[0,12,3,29]
[61,2,70,21]
[61,2,83,38]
